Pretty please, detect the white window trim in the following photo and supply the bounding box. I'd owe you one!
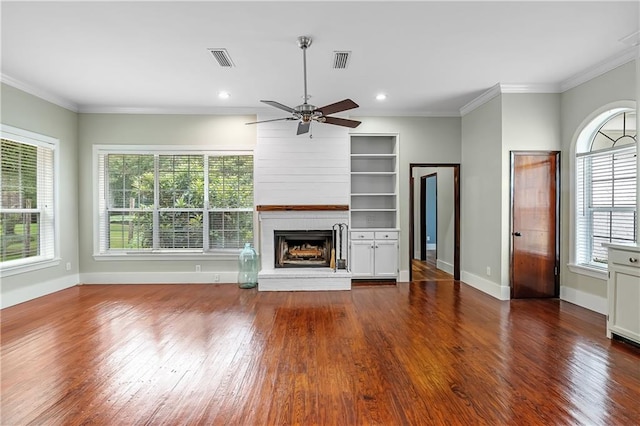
[92,144,255,260]
[568,101,636,280]
[0,124,60,277]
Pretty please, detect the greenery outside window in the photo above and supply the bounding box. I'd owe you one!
[97,147,253,255]
[575,109,637,269]
[0,125,57,272]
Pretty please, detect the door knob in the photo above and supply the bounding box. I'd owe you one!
[513,232,522,237]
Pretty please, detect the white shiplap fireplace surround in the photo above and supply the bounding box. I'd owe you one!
[254,118,352,291]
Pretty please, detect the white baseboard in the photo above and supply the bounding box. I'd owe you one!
[398,269,410,282]
[460,270,510,300]
[436,259,454,275]
[427,243,436,250]
[1,273,79,309]
[80,271,238,285]
[560,286,608,315]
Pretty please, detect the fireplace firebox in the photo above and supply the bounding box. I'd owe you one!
[275,230,333,268]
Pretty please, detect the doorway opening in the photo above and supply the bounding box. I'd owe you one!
[420,173,438,264]
[409,163,460,281]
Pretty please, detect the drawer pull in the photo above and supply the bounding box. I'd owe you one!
[630,257,639,263]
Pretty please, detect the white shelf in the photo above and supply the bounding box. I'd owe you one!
[351,172,397,175]
[350,134,398,230]
[351,209,397,212]
[351,154,396,158]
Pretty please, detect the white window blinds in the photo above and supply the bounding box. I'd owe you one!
[97,149,253,254]
[0,133,56,267]
[576,145,637,267]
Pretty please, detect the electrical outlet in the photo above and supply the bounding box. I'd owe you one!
[195,264,201,272]
[213,274,220,282]
[66,262,71,271]
[486,266,491,276]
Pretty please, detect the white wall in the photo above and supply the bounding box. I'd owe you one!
[254,117,349,206]
[352,116,462,280]
[77,113,256,283]
[0,83,79,308]
[460,96,507,298]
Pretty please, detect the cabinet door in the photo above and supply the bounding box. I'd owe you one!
[374,240,398,277]
[351,240,374,277]
[608,267,640,342]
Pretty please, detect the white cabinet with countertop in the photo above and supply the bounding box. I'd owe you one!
[605,243,640,346]
[350,230,398,279]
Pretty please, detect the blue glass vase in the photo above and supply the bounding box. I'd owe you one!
[238,243,258,289]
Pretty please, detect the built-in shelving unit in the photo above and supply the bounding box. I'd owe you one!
[350,135,398,229]
[350,134,399,280]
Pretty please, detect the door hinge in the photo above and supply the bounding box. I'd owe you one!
[554,266,558,276]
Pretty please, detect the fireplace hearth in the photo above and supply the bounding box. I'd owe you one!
[275,230,332,268]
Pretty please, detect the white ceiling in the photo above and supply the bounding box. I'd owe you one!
[1,1,639,116]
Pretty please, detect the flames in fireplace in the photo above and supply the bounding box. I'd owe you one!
[275,230,333,268]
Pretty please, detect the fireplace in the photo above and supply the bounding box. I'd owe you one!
[275,230,333,268]
[257,207,351,291]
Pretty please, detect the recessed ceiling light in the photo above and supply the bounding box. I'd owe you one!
[376,93,387,101]
[218,91,230,99]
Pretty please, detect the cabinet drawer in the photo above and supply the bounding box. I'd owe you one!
[609,249,640,268]
[375,231,398,240]
[351,231,374,240]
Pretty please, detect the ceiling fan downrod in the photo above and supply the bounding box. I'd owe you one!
[298,36,312,104]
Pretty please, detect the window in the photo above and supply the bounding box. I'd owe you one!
[0,125,57,272]
[96,147,253,255]
[575,109,637,269]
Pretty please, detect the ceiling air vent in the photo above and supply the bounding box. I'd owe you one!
[208,48,235,67]
[332,51,351,69]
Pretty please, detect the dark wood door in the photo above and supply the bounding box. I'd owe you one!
[511,152,559,298]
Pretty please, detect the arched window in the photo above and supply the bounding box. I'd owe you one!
[575,108,637,269]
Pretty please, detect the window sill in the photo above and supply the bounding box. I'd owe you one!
[567,263,607,281]
[93,251,242,262]
[0,258,61,278]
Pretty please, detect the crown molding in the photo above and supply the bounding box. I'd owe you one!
[353,109,461,118]
[460,48,639,117]
[500,83,561,93]
[460,82,562,116]
[559,47,638,92]
[1,73,78,112]
[77,106,259,115]
[459,83,502,116]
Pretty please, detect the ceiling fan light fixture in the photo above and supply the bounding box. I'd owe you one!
[247,36,361,135]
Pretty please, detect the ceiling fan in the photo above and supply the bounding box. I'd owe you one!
[246,36,361,135]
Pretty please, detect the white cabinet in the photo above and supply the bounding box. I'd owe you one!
[606,244,640,346]
[351,239,374,277]
[350,231,398,279]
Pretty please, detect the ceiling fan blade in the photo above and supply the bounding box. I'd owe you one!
[323,116,361,129]
[261,100,297,114]
[297,121,311,135]
[315,99,359,116]
[245,117,296,125]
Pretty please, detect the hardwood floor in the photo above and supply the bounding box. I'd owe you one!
[2,282,639,425]
[412,256,454,281]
